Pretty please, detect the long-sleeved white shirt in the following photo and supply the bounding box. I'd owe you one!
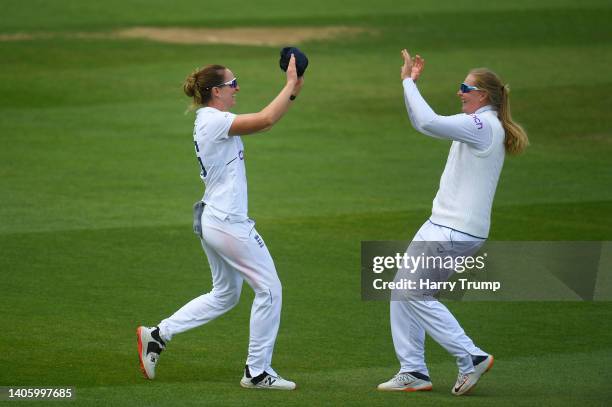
[403,78,506,238]
[194,107,248,222]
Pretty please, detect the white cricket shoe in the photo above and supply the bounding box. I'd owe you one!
[451,354,494,396]
[240,365,296,390]
[377,372,433,392]
[136,326,166,380]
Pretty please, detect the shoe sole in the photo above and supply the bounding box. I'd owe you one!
[240,379,296,390]
[403,385,432,392]
[456,355,494,396]
[378,385,433,392]
[136,327,151,380]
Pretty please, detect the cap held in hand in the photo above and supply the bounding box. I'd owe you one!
[279,46,309,77]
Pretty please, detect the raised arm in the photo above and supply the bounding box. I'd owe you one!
[400,49,492,150]
[229,55,304,136]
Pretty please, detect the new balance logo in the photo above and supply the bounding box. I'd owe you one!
[263,376,277,386]
[254,235,264,248]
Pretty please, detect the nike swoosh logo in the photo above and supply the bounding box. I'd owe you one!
[454,378,468,393]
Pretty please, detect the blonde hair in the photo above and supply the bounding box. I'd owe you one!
[470,68,529,155]
[183,64,226,110]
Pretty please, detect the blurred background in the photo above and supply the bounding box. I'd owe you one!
[1,1,611,405]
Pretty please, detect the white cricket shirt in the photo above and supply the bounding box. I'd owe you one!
[402,78,506,238]
[193,107,248,222]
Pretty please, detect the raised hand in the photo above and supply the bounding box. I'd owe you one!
[401,49,413,80]
[401,49,425,82]
[411,54,425,82]
[286,54,298,86]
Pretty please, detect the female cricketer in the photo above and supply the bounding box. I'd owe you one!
[137,55,304,390]
[378,49,528,395]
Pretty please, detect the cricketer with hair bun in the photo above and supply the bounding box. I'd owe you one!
[137,54,304,390]
[377,49,528,395]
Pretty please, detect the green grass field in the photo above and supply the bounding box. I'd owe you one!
[1,0,612,405]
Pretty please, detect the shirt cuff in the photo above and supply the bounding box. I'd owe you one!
[402,78,415,88]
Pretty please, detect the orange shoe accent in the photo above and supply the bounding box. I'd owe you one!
[136,327,149,379]
[486,355,495,372]
[403,385,432,392]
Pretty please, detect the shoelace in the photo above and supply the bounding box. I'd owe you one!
[394,373,416,384]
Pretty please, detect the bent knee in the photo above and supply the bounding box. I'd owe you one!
[212,288,241,308]
[270,280,282,298]
[255,281,282,303]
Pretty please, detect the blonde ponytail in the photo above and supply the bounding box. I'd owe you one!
[470,69,529,155]
[498,84,529,155]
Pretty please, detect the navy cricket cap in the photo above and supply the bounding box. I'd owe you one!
[279,46,309,77]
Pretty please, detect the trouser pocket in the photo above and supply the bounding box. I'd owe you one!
[193,201,205,237]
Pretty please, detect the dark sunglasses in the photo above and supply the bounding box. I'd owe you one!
[460,83,481,93]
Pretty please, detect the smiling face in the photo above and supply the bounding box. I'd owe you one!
[211,69,240,111]
[457,74,488,114]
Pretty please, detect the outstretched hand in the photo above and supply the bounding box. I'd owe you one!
[286,54,305,96]
[401,49,425,82]
[286,54,298,85]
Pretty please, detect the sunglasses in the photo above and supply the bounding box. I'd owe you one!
[460,83,481,93]
[215,77,238,89]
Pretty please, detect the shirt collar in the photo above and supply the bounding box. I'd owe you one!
[475,105,496,115]
[197,106,217,114]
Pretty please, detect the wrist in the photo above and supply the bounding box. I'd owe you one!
[291,85,302,97]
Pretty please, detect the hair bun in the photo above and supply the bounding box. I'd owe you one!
[183,72,198,97]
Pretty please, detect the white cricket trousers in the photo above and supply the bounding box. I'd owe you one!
[158,207,282,377]
[390,220,488,376]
